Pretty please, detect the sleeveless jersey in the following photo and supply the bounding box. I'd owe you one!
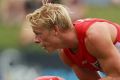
[63,18,120,71]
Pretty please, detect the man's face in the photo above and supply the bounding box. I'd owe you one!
[32,25,62,52]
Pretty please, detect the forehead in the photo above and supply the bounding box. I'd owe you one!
[32,25,48,32]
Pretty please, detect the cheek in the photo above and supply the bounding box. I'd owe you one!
[43,34,59,45]
[42,33,51,41]
[41,35,49,41]
[50,38,60,45]
[43,37,50,42]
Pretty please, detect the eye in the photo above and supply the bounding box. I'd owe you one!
[35,32,42,36]
[33,30,42,36]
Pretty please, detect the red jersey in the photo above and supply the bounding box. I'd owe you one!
[63,18,120,71]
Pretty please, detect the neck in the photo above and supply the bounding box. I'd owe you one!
[62,27,79,50]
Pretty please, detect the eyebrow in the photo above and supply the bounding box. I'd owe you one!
[32,25,36,28]
[33,30,42,35]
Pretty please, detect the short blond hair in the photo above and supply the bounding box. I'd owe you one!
[26,3,72,30]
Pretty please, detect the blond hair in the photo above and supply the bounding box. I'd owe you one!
[26,3,73,30]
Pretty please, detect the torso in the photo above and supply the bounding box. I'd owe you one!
[63,18,120,71]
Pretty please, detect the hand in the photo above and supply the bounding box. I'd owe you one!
[99,77,113,80]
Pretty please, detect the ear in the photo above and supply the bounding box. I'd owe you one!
[53,25,61,36]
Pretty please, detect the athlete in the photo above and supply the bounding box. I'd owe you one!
[27,2,120,80]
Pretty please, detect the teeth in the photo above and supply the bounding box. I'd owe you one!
[42,46,45,49]
[39,43,43,46]
[39,43,45,48]
[42,47,49,53]
[39,44,49,52]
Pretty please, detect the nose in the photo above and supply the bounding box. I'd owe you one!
[34,36,41,43]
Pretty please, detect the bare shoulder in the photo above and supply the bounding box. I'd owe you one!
[85,22,117,58]
[86,22,116,40]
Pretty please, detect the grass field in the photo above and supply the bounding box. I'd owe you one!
[86,6,120,23]
[0,5,120,49]
[0,23,20,49]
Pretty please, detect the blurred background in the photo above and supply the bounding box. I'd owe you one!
[0,0,120,80]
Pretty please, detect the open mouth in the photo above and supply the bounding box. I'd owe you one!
[42,46,46,49]
[41,44,47,50]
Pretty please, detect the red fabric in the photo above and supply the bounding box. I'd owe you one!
[35,76,64,80]
[63,18,120,71]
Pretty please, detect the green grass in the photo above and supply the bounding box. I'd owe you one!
[0,5,120,49]
[0,23,20,49]
[86,5,120,24]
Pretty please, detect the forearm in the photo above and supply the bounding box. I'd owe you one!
[99,76,120,80]
[98,54,120,80]
[75,72,100,80]
[72,66,100,80]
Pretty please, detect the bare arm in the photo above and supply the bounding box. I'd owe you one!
[85,22,120,80]
[58,50,100,80]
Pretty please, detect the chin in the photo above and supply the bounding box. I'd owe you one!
[46,50,55,53]
[45,48,57,53]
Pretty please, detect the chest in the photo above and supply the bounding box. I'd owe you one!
[64,48,101,71]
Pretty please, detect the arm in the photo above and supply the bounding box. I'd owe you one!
[58,49,100,80]
[85,22,120,80]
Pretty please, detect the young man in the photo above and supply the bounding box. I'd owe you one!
[27,3,120,80]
